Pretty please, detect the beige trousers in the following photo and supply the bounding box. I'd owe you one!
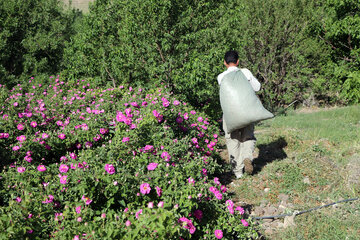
[223,118,256,178]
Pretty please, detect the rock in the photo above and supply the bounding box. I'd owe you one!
[280,199,289,206]
[264,228,274,235]
[286,202,294,208]
[260,200,269,208]
[278,204,287,213]
[253,207,265,216]
[278,193,289,202]
[264,188,270,193]
[264,206,277,216]
[269,221,280,228]
[303,176,311,184]
[283,215,296,228]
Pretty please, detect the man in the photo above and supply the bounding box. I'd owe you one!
[217,50,261,179]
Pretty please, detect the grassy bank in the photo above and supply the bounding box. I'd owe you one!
[227,105,360,239]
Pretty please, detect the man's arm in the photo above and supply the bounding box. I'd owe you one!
[240,68,261,92]
[217,71,226,85]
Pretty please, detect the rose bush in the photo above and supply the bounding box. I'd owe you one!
[0,76,258,239]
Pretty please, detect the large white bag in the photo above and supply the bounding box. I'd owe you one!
[220,70,274,133]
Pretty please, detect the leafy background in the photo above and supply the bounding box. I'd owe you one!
[1,0,359,116]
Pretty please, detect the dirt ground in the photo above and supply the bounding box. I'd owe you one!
[218,137,360,239]
[218,139,291,237]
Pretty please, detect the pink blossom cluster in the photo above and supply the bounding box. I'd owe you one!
[0,77,253,238]
[209,186,223,200]
[178,217,196,234]
[226,199,245,215]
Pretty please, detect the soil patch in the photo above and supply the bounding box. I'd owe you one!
[296,106,339,114]
[347,155,360,191]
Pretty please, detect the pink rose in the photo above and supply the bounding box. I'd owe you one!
[37,165,47,172]
[236,206,245,215]
[156,186,162,197]
[143,145,154,152]
[82,195,92,205]
[135,209,143,219]
[104,164,115,174]
[140,183,151,195]
[214,191,223,200]
[178,217,196,234]
[241,219,249,227]
[188,177,195,186]
[41,133,49,139]
[157,201,164,208]
[214,229,223,239]
[75,206,81,214]
[30,121,37,128]
[12,146,20,151]
[16,135,26,142]
[161,151,171,161]
[59,164,69,173]
[147,162,158,171]
[58,133,66,139]
[69,152,77,159]
[60,175,68,184]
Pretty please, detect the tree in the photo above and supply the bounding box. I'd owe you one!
[0,0,79,87]
[62,0,225,117]
[63,0,330,117]
[312,0,360,104]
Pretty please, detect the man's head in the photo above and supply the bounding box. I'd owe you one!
[224,50,239,68]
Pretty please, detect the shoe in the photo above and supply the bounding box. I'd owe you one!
[244,158,253,175]
[234,172,243,179]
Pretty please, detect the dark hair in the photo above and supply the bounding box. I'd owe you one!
[224,50,239,64]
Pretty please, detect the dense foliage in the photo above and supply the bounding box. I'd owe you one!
[0,0,79,86]
[1,0,358,111]
[62,0,227,118]
[0,76,258,239]
[311,0,360,104]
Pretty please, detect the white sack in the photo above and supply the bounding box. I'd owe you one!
[220,70,274,133]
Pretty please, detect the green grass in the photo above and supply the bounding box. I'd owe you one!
[226,105,360,239]
[270,105,360,144]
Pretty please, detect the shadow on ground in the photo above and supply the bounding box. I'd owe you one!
[217,136,288,185]
[253,137,288,174]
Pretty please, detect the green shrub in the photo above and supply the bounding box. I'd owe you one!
[311,0,360,104]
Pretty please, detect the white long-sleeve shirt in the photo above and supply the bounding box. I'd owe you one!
[217,66,261,92]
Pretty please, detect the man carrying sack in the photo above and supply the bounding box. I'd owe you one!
[218,50,273,179]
